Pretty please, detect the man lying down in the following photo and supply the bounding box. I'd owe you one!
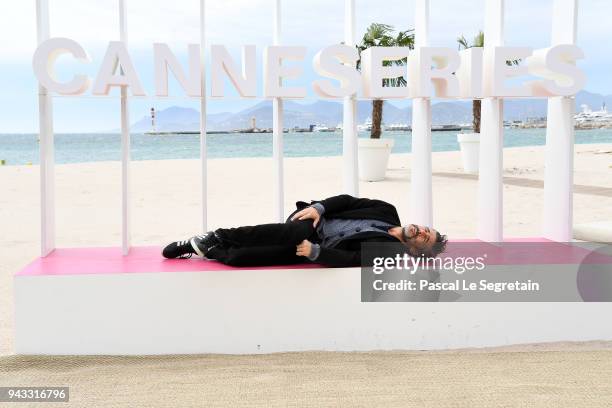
[162,194,447,267]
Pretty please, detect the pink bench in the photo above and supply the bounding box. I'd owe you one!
[16,239,611,277]
[16,246,323,276]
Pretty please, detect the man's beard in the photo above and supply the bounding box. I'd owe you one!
[403,224,419,241]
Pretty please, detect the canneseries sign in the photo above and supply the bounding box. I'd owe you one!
[33,39,585,99]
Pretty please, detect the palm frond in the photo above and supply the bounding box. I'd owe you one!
[457,30,518,66]
[473,31,484,48]
[356,23,414,85]
[457,35,469,50]
[457,31,484,49]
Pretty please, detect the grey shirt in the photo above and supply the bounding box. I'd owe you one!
[307,203,395,261]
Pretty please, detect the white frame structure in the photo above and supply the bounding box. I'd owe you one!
[36,0,55,257]
[118,0,131,255]
[272,0,285,222]
[35,0,580,257]
[410,0,433,227]
[342,0,359,197]
[199,0,208,233]
[543,0,578,241]
[478,0,505,242]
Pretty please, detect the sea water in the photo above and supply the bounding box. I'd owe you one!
[0,129,611,166]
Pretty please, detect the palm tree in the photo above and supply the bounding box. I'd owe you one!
[457,31,518,133]
[357,23,414,139]
[457,31,484,134]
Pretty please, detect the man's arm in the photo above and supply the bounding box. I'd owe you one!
[318,194,395,216]
[297,239,360,267]
[314,246,361,267]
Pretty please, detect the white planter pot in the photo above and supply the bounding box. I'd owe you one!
[457,133,480,174]
[358,138,395,181]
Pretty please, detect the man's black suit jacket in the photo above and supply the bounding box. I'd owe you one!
[287,194,403,267]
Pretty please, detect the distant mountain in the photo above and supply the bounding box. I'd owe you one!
[130,90,610,132]
[575,90,612,111]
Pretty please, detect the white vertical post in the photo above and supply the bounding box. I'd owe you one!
[36,0,55,257]
[342,0,359,196]
[272,0,284,221]
[478,0,505,242]
[409,0,433,227]
[200,0,208,232]
[543,0,578,241]
[119,0,131,255]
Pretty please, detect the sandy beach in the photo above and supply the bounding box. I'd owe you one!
[1,144,612,406]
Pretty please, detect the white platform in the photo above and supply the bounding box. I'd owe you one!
[14,247,612,355]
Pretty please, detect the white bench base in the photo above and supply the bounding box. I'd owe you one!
[15,261,612,355]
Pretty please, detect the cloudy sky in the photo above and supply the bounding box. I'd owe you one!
[0,0,609,132]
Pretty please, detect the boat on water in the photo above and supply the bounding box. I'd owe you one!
[312,124,336,132]
[145,130,232,135]
[357,119,461,132]
[431,124,462,132]
[574,103,612,125]
[145,130,201,135]
[384,123,411,131]
[357,118,372,132]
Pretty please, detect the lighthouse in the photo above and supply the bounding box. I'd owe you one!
[150,107,156,132]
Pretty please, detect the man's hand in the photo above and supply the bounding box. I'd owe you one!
[291,206,321,227]
[296,240,313,257]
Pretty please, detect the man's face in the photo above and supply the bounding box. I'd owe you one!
[402,224,438,255]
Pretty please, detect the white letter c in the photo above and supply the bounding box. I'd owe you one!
[33,37,90,95]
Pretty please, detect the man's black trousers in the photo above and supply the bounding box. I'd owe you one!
[206,219,318,266]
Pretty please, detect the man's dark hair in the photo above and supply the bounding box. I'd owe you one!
[419,231,448,258]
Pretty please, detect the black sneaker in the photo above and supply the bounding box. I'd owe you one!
[162,238,197,259]
[163,232,221,259]
[190,231,221,257]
